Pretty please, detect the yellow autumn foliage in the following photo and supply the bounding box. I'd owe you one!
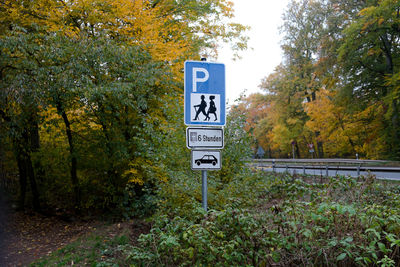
[123,157,168,185]
[305,89,386,158]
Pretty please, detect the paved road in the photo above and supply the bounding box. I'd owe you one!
[261,166,400,180]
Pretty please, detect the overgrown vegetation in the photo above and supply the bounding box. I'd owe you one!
[33,172,400,266]
[127,174,400,266]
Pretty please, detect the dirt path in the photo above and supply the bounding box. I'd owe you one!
[0,189,11,266]
[0,195,151,266]
[0,185,153,266]
[0,193,102,266]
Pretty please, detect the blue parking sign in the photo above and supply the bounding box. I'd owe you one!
[184,61,225,126]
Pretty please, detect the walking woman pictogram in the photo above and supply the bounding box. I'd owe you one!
[193,95,208,120]
[206,95,217,121]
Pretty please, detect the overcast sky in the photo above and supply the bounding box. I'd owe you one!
[217,0,290,105]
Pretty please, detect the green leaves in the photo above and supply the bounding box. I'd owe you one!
[337,252,347,261]
[123,174,400,265]
[1,0,250,212]
[0,27,178,210]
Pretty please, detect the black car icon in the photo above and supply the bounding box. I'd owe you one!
[195,155,218,166]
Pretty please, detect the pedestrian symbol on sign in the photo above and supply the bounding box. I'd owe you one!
[193,95,218,121]
[184,61,225,126]
[206,95,217,121]
[193,95,207,121]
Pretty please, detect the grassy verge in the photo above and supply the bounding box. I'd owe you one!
[31,223,133,266]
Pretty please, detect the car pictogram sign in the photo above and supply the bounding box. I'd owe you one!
[191,150,221,170]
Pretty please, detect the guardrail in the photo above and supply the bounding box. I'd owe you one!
[250,159,400,177]
[253,158,393,165]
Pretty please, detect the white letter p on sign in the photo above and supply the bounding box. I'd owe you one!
[192,68,209,92]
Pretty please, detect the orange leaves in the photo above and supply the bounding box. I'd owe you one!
[304,89,386,158]
[1,0,248,73]
[304,89,349,154]
[0,0,189,63]
[0,0,55,33]
[66,0,187,60]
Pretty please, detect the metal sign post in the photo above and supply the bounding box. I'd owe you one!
[291,141,296,159]
[308,144,314,159]
[202,170,207,211]
[184,59,225,212]
[190,150,221,212]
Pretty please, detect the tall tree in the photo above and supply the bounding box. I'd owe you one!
[0,32,42,210]
[259,64,310,158]
[0,0,249,211]
[338,0,400,159]
[279,0,329,157]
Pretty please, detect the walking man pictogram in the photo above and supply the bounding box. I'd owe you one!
[206,95,217,121]
[193,95,207,121]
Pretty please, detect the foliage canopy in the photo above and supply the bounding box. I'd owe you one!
[235,0,400,160]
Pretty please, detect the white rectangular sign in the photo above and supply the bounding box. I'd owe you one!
[191,150,221,170]
[186,127,224,149]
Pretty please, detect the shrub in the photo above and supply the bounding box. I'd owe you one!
[124,174,400,266]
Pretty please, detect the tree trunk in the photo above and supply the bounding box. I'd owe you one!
[5,105,41,210]
[315,131,324,158]
[305,92,324,158]
[295,142,301,159]
[97,102,124,191]
[28,117,42,211]
[98,115,121,190]
[58,107,80,209]
[0,144,5,189]
[16,152,27,210]
[391,99,400,159]
[338,119,356,154]
[15,145,40,211]
[26,153,40,211]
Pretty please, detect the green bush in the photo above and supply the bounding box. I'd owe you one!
[124,174,400,266]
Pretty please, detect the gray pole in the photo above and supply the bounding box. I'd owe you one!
[292,144,295,159]
[201,170,207,211]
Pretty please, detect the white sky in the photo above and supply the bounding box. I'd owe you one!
[217,0,290,105]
